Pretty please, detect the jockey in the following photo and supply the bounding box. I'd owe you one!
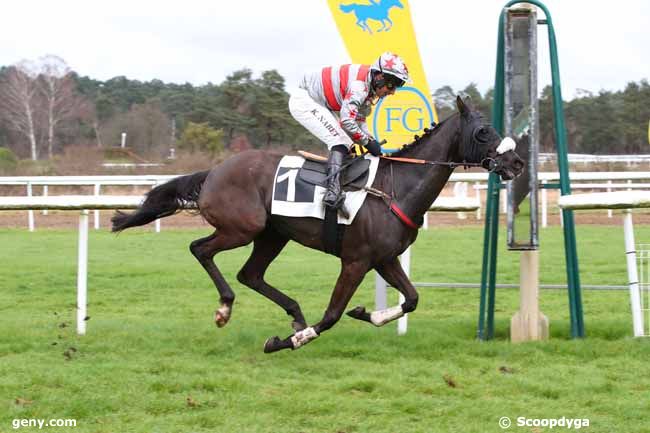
[289,51,409,211]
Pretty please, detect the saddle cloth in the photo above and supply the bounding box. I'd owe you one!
[271,154,380,225]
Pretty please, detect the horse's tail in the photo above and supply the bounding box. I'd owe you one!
[339,3,356,13]
[111,170,210,232]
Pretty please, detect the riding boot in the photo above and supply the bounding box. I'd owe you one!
[323,149,346,211]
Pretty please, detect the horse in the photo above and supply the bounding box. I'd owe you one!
[339,0,404,34]
[111,97,524,353]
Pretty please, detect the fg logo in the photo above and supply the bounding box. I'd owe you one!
[372,87,436,149]
[384,107,425,132]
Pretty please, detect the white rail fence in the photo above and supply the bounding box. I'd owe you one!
[558,191,650,337]
[6,172,650,231]
[0,194,480,336]
[0,196,143,336]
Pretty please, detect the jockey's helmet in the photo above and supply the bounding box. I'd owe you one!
[370,52,409,89]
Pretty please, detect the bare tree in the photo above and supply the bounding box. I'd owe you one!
[37,55,85,158]
[0,61,40,160]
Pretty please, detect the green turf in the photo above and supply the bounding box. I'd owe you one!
[1,225,649,432]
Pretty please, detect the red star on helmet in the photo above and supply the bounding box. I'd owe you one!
[384,57,396,69]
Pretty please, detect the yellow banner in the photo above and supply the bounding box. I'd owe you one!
[327,0,437,151]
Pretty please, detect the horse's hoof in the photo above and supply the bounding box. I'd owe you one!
[292,321,307,332]
[346,306,371,322]
[214,308,230,328]
[264,336,283,353]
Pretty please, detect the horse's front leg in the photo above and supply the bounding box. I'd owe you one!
[346,257,419,327]
[263,260,369,353]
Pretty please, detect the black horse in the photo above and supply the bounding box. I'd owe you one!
[112,97,523,353]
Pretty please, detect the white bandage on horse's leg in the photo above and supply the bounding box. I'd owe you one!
[496,137,516,154]
[214,304,232,327]
[370,305,404,326]
[291,327,319,349]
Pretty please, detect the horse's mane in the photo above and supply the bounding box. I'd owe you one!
[389,112,458,157]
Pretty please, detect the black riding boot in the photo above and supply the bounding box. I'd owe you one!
[323,148,346,210]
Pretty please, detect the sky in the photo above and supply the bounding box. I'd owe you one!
[1,0,648,100]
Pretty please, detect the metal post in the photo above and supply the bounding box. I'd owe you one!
[77,210,89,335]
[623,210,643,336]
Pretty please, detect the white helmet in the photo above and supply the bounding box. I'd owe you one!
[370,52,409,88]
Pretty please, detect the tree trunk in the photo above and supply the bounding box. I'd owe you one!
[94,121,103,147]
[48,98,55,159]
[25,102,38,161]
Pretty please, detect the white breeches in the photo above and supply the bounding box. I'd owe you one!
[288,88,353,151]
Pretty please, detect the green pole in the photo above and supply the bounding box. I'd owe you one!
[478,10,506,340]
[479,0,584,339]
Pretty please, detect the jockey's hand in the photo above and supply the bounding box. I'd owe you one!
[365,138,383,156]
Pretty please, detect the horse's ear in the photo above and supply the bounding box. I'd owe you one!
[456,95,470,117]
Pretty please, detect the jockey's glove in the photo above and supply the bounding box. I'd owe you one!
[365,138,383,156]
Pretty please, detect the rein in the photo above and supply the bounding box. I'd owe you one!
[380,155,499,172]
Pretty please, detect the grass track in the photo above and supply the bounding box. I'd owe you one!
[1,225,649,432]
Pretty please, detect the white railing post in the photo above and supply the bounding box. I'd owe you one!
[42,185,48,215]
[27,182,34,232]
[607,180,613,218]
[94,183,101,229]
[623,210,643,336]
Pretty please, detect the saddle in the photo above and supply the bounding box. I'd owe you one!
[297,151,371,191]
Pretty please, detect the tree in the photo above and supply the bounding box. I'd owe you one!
[0,62,40,160]
[126,99,171,155]
[432,85,457,121]
[178,121,223,155]
[36,55,88,158]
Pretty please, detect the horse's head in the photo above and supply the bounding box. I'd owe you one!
[385,0,404,9]
[456,96,524,180]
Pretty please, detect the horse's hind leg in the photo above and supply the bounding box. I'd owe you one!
[237,228,308,332]
[190,231,251,327]
[346,257,419,327]
[264,260,369,353]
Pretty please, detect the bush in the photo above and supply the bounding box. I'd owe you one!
[0,147,18,174]
[178,122,224,156]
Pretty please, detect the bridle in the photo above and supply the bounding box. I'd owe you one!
[377,121,503,174]
[380,154,499,172]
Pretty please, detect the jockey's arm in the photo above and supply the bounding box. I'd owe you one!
[339,81,372,145]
